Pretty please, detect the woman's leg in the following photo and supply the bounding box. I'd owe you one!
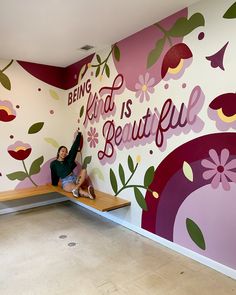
[75,169,87,189]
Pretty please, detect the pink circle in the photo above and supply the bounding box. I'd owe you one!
[182,83,186,88]
[198,32,205,40]
[164,83,169,89]
[10,135,14,139]
[16,105,20,109]
[50,110,54,114]
[38,88,41,91]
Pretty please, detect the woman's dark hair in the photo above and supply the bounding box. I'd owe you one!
[57,146,67,159]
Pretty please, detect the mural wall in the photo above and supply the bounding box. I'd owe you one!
[0,0,236,271]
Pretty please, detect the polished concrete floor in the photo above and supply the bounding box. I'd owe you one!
[0,202,235,295]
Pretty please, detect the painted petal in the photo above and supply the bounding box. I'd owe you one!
[201,159,216,169]
[135,90,142,98]
[94,132,98,138]
[148,87,155,94]
[135,83,141,90]
[88,137,92,142]
[145,92,150,101]
[224,159,236,170]
[211,172,220,188]
[202,169,216,180]
[87,131,92,137]
[147,77,155,86]
[220,148,229,166]
[183,161,193,182]
[139,75,144,84]
[221,173,230,191]
[94,138,98,144]
[139,92,144,102]
[209,149,220,165]
[224,170,236,183]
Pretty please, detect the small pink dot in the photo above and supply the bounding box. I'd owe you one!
[164,84,169,89]
[10,135,14,139]
[198,32,205,40]
[50,110,54,114]
[16,105,20,109]
[182,83,186,88]
[91,72,94,76]
[77,118,80,123]
[38,88,41,91]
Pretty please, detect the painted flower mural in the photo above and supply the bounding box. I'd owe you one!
[201,149,236,191]
[206,42,228,71]
[87,127,98,148]
[142,133,236,269]
[7,141,44,187]
[135,73,155,102]
[161,43,193,80]
[0,100,16,122]
[208,92,236,130]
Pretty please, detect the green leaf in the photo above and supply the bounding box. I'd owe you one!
[95,66,100,77]
[110,168,118,194]
[186,218,206,250]
[134,187,147,211]
[168,13,205,37]
[144,166,155,187]
[114,44,120,61]
[91,167,104,181]
[6,171,27,181]
[28,122,44,134]
[223,2,236,19]
[105,64,110,78]
[29,156,44,176]
[49,89,60,100]
[119,164,125,185]
[147,37,165,68]
[183,161,193,182]
[82,156,92,169]
[44,137,60,148]
[0,71,11,90]
[79,106,84,118]
[96,54,102,63]
[128,155,134,173]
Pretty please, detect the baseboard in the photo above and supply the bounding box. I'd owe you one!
[0,197,68,215]
[71,199,236,280]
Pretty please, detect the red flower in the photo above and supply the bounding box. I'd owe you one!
[161,43,193,79]
[8,141,32,160]
[0,100,16,122]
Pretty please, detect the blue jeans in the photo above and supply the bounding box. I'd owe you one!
[61,173,77,188]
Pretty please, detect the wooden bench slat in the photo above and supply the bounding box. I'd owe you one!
[0,185,131,212]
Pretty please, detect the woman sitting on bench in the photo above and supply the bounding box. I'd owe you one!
[50,131,95,199]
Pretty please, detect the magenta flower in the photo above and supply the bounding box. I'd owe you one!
[8,141,32,160]
[201,149,236,191]
[0,100,16,122]
[135,72,155,102]
[206,42,228,71]
[87,127,98,148]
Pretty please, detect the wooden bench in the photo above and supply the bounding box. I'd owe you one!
[0,184,131,212]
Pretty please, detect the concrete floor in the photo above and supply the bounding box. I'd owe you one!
[0,202,235,295]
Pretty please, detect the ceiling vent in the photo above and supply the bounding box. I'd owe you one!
[79,45,94,51]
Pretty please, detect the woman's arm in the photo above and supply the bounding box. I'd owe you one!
[50,161,59,186]
[66,132,82,164]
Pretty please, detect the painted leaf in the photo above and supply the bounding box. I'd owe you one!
[114,44,120,61]
[134,187,147,211]
[183,161,193,182]
[6,171,27,181]
[49,89,60,100]
[96,54,101,63]
[95,66,100,77]
[29,156,44,176]
[223,2,236,19]
[119,164,125,185]
[91,167,104,181]
[28,122,44,134]
[82,156,92,169]
[186,218,206,250]
[144,166,155,187]
[105,64,110,78]
[168,13,205,37]
[79,105,84,118]
[147,37,165,68]
[44,137,60,148]
[128,155,134,173]
[0,71,11,90]
[110,168,118,194]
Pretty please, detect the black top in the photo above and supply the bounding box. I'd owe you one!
[50,132,81,186]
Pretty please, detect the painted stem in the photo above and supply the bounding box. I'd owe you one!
[1,60,14,72]
[115,163,138,196]
[22,160,38,187]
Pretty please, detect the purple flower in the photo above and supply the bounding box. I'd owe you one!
[87,127,98,148]
[206,42,229,71]
[201,148,236,191]
[135,73,155,102]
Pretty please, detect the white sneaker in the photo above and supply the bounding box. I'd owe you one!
[72,189,79,198]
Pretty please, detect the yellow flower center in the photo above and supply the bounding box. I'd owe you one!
[142,84,147,92]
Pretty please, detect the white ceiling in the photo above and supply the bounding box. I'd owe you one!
[0,0,199,67]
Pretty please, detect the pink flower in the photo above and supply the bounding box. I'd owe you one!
[8,141,32,160]
[0,100,16,122]
[201,149,236,191]
[87,127,98,148]
[135,72,155,102]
